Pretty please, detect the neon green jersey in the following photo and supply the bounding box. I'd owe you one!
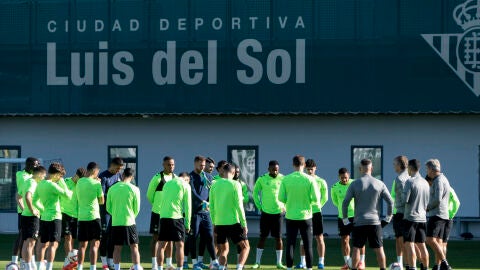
[76,177,103,221]
[331,179,355,218]
[448,188,460,219]
[146,172,174,214]
[311,175,328,213]
[210,178,246,227]
[159,178,192,229]
[279,171,320,220]
[60,178,78,218]
[16,170,32,213]
[107,182,141,226]
[391,181,397,214]
[21,178,41,217]
[253,173,285,214]
[34,179,72,221]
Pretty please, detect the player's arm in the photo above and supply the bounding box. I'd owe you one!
[97,182,105,205]
[146,175,159,205]
[16,193,24,211]
[252,178,262,210]
[57,178,73,199]
[209,186,216,225]
[382,184,394,217]
[331,186,338,207]
[25,191,39,217]
[184,184,192,231]
[402,180,412,205]
[32,191,44,213]
[310,179,321,208]
[133,188,141,217]
[106,191,112,214]
[342,185,354,219]
[278,181,286,204]
[235,182,247,228]
[242,182,249,204]
[320,180,328,208]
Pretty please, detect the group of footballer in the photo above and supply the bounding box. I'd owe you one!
[9,154,459,270]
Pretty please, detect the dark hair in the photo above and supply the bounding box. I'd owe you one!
[233,163,240,170]
[123,168,134,178]
[25,157,40,172]
[293,155,305,167]
[87,162,99,171]
[408,159,421,172]
[206,157,215,164]
[48,162,65,176]
[217,160,228,170]
[33,166,47,174]
[360,159,372,166]
[338,167,349,174]
[394,156,409,170]
[194,156,206,163]
[111,157,124,166]
[305,159,316,168]
[163,156,174,162]
[75,168,88,178]
[268,160,279,167]
[179,172,190,178]
[222,163,235,173]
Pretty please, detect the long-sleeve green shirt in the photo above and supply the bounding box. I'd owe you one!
[279,171,320,220]
[331,179,354,218]
[311,175,328,213]
[159,177,192,229]
[210,178,247,227]
[146,172,174,214]
[107,182,140,226]
[253,173,285,214]
[35,179,72,221]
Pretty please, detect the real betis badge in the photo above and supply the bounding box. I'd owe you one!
[422,0,480,97]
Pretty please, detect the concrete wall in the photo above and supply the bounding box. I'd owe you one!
[0,115,478,235]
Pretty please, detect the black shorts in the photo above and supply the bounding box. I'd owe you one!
[21,215,40,241]
[312,212,324,236]
[77,219,102,242]
[352,225,383,249]
[18,213,22,231]
[112,225,139,246]
[215,223,247,245]
[337,217,354,236]
[393,213,405,238]
[403,220,426,243]
[61,213,78,238]
[259,212,282,238]
[150,212,160,234]
[426,216,448,238]
[158,218,185,242]
[39,219,62,243]
[443,219,453,242]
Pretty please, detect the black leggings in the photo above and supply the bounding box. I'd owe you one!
[286,219,313,268]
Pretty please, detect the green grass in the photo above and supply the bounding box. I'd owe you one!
[0,234,477,270]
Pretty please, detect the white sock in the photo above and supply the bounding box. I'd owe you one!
[300,256,306,265]
[134,264,142,270]
[152,257,158,269]
[287,268,292,270]
[319,257,324,265]
[101,257,108,266]
[397,256,403,265]
[46,262,53,270]
[114,264,120,270]
[198,256,203,263]
[107,258,114,266]
[30,261,37,270]
[219,265,225,270]
[192,259,198,265]
[307,268,312,270]
[166,258,172,266]
[78,264,83,270]
[177,268,182,270]
[236,264,243,270]
[276,250,283,265]
[25,262,31,270]
[159,266,163,270]
[64,257,70,266]
[32,256,36,265]
[184,256,189,263]
[12,256,19,264]
[37,261,45,270]
[360,255,365,262]
[255,248,263,264]
[344,256,350,264]
[90,265,97,270]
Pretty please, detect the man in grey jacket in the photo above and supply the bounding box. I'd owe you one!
[392,155,410,268]
[342,159,393,270]
[402,159,430,270]
[425,159,452,270]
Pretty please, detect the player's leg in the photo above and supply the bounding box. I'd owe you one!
[393,214,405,268]
[231,223,249,269]
[62,214,74,266]
[157,241,169,269]
[199,213,217,268]
[129,243,141,270]
[106,217,115,269]
[426,217,447,268]
[12,213,23,264]
[253,212,269,268]
[150,212,160,270]
[369,225,386,269]
[127,225,141,270]
[89,219,102,268]
[272,213,285,269]
[442,220,452,257]
[99,211,109,269]
[44,220,61,270]
[285,219,298,269]
[298,219,313,270]
[214,225,228,269]
[189,214,199,268]
[165,241,174,267]
[350,226,367,269]
[37,221,50,270]
[89,239,101,267]
[403,221,416,270]
[175,241,185,268]
[113,245,123,270]
[313,213,325,269]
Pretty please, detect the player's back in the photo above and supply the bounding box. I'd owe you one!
[404,173,430,222]
[35,180,63,221]
[279,171,319,220]
[76,177,103,221]
[210,178,242,225]
[349,175,390,226]
[107,182,140,226]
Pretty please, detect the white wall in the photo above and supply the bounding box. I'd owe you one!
[0,115,478,234]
